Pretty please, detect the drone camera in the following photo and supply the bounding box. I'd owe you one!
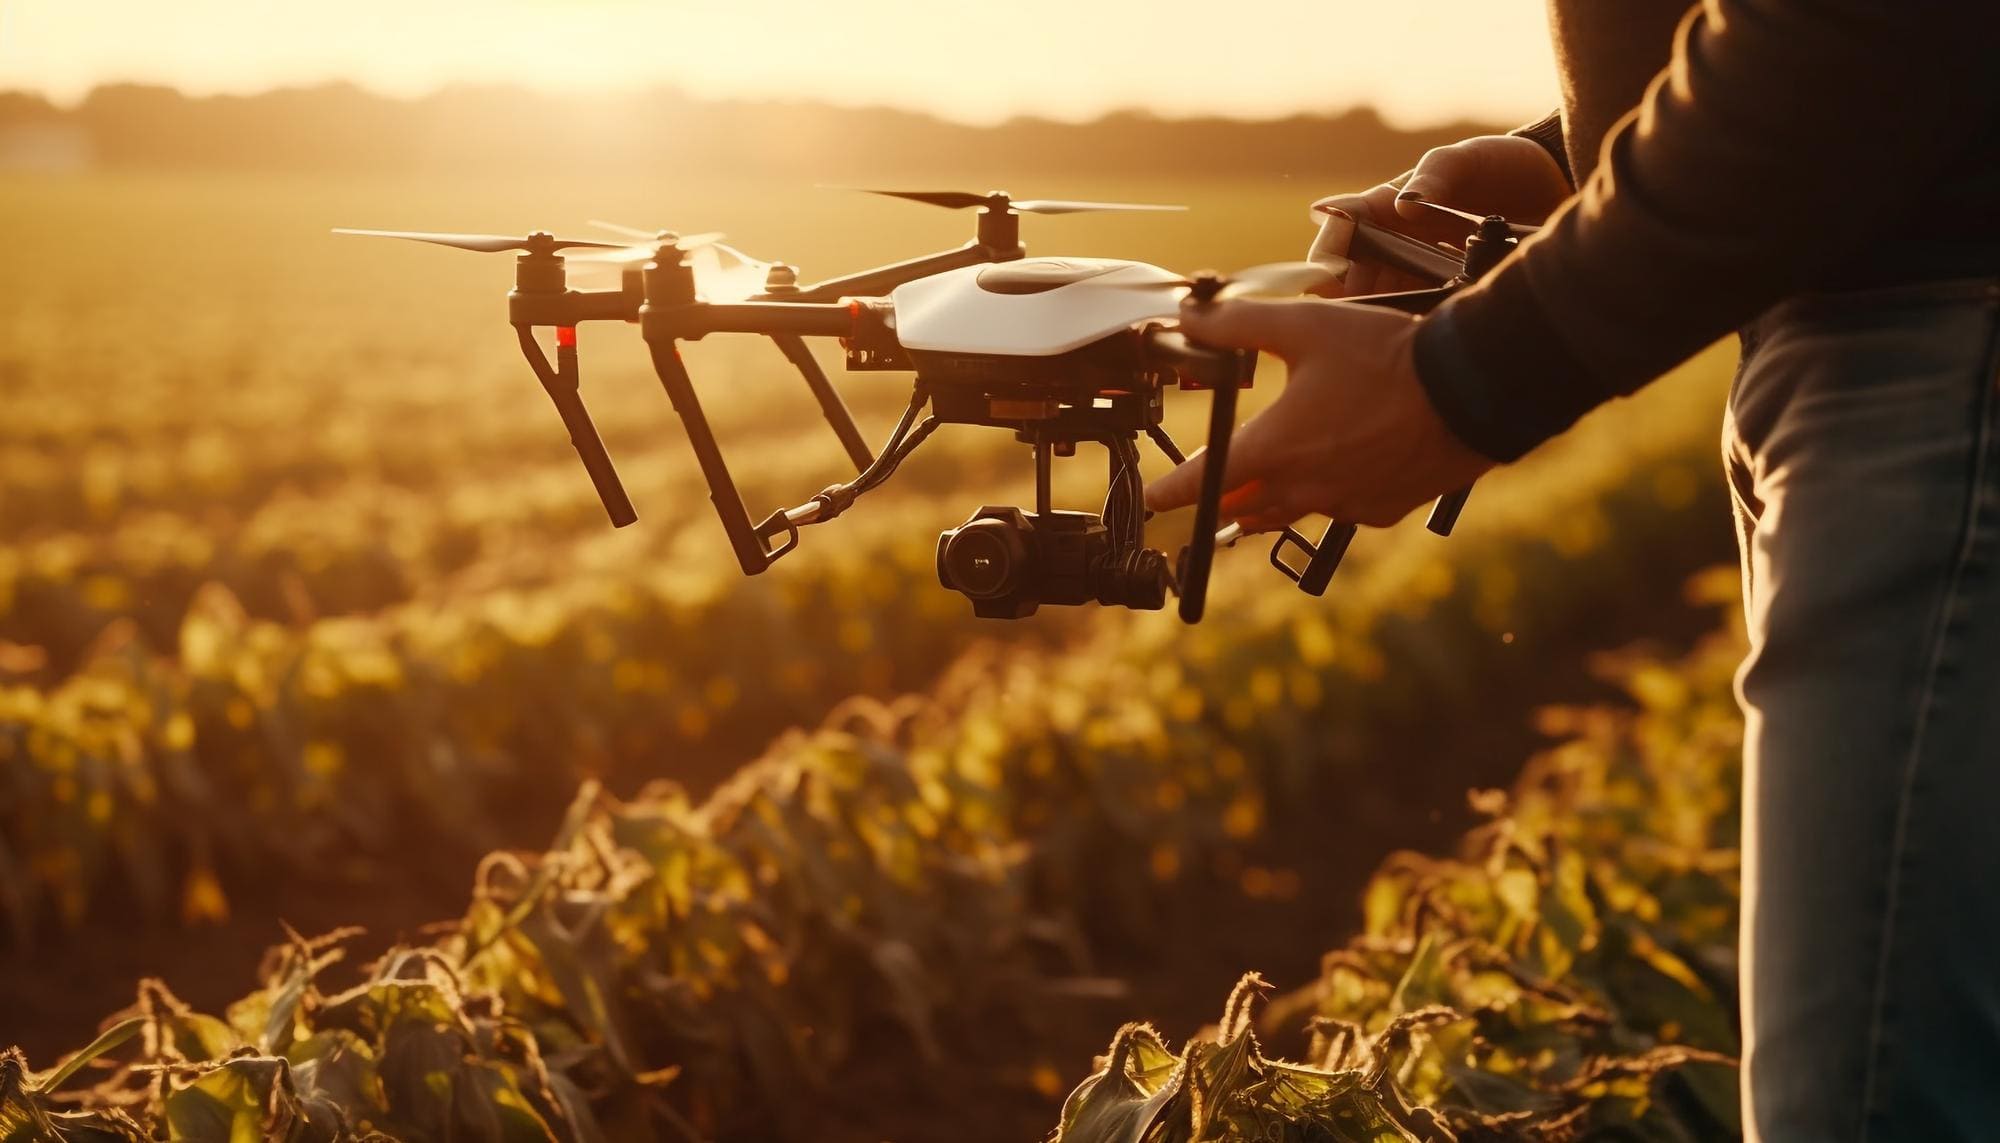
[937,506,1170,619]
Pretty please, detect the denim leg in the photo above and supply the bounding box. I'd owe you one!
[1726,327,1766,613]
[1729,279,2000,1142]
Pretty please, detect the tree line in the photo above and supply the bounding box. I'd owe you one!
[0,83,1498,177]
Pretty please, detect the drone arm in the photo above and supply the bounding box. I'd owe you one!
[648,302,856,340]
[515,325,637,528]
[784,243,1005,303]
[1138,327,1248,388]
[771,333,873,471]
[509,287,642,327]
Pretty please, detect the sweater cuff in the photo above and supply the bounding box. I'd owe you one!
[1509,110,1574,188]
[1411,278,1607,463]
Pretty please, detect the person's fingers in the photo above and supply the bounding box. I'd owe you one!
[1395,142,1487,222]
[1337,257,1381,298]
[1308,192,1370,223]
[1220,478,1270,517]
[1143,405,1290,514]
[1220,479,1304,534]
[1342,263,1439,298]
[1143,447,1214,515]
[1227,468,1343,531]
[1354,267,1431,297]
[1176,297,1321,359]
[1229,506,1302,535]
[1305,206,1358,296]
[1309,173,1455,296]
[1395,136,1571,229]
[1307,179,1402,289]
[1309,180,1402,228]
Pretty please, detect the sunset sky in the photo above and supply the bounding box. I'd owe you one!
[0,0,1559,126]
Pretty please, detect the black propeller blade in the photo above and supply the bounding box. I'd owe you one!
[565,231,730,265]
[849,188,1186,215]
[1010,198,1188,214]
[331,229,629,254]
[1113,260,1339,303]
[1394,196,1539,238]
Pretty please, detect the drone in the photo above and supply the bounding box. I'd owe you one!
[336,189,1531,622]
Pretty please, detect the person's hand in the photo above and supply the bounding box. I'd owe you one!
[1308,134,1570,297]
[1146,298,1492,531]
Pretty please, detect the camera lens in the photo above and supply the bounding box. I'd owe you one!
[941,518,1026,599]
[1092,547,1170,611]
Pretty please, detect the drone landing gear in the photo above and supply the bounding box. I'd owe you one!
[515,324,637,528]
[771,333,873,470]
[1164,349,1375,615]
[646,339,946,576]
[1254,489,1465,601]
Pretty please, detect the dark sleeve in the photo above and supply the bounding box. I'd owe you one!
[1509,110,1574,188]
[1413,0,2000,463]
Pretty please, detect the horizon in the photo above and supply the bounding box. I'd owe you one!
[0,0,1560,130]
[0,75,1510,129]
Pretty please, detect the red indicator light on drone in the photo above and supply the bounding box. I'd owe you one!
[555,326,578,348]
[842,300,864,347]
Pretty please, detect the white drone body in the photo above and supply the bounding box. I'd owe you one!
[888,257,1186,357]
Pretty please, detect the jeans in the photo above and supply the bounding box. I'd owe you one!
[1723,277,2000,1141]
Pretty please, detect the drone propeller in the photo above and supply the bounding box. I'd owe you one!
[585,219,665,242]
[1011,198,1188,215]
[584,221,759,267]
[1392,196,1539,238]
[1115,260,1340,304]
[569,227,782,302]
[331,228,629,254]
[848,188,1186,215]
[565,231,730,265]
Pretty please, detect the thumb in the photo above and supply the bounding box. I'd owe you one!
[1177,297,1318,361]
[1143,404,1286,514]
[1304,204,1358,291]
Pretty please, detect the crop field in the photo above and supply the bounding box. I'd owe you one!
[1,167,1745,1141]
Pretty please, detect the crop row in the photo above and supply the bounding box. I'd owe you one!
[0,345,1732,947]
[0,401,1030,680]
[1,391,1737,1139]
[0,575,1747,1143]
[0,497,1082,948]
[1059,581,1745,1142]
